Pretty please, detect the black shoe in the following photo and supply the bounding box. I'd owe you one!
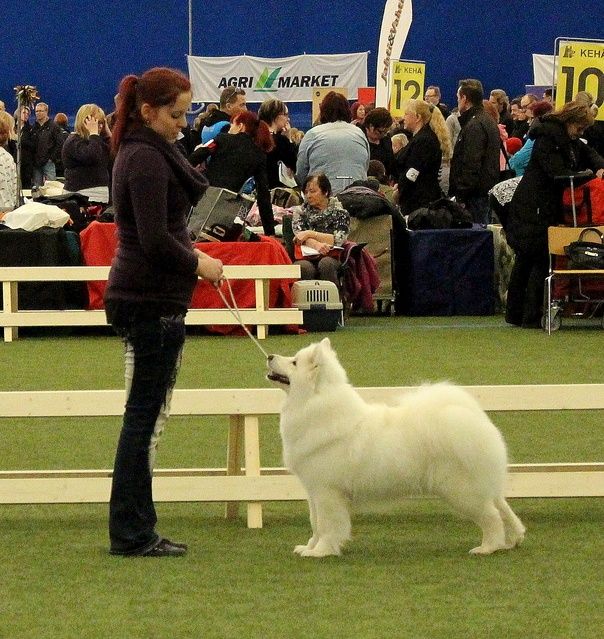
[521,320,542,329]
[505,313,522,327]
[162,538,188,550]
[140,538,187,557]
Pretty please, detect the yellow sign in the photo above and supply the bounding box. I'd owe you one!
[389,60,426,117]
[556,40,604,121]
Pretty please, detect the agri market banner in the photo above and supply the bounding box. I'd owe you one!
[187,52,368,103]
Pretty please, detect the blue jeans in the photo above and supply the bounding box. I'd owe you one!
[32,160,56,186]
[109,314,185,555]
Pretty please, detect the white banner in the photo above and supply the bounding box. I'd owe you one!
[376,0,413,107]
[187,53,368,103]
[532,53,556,86]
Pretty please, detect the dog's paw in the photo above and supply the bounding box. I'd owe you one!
[293,544,309,555]
[469,544,503,556]
[505,530,526,549]
[298,540,341,558]
[299,548,338,558]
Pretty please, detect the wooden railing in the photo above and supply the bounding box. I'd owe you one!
[0,264,302,342]
[1,384,602,528]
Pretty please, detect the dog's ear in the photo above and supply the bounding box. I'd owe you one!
[319,337,332,352]
[312,338,332,365]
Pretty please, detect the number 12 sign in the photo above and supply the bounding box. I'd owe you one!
[389,60,426,117]
[556,39,604,121]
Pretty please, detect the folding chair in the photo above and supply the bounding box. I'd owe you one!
[543,225,604,333]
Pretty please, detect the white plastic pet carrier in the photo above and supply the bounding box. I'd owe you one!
[291,280,343,332]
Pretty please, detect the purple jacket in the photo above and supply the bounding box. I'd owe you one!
[105,126,208,309]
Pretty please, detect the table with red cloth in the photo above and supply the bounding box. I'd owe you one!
[79,221,295,334]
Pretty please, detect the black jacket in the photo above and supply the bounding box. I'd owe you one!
[449,106,500,200]
[2,139,17,162]
[62,133,111,191]
[189,132,275,235]
[507,117,604,254]
[200,109,231,143]
[500,111,515,137]
[396,125,443,214]
[106,126,207,309]
[18,122,36,187]
[32,119,64,168]
[510,119,530,141]
[266,132,297,189]
[585,121,604,158]
[359,124,395,179]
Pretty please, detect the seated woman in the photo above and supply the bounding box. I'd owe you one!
[189,110,276,235]
[62,104,111,192]
[292,173,350,288]
[258,98,297,189]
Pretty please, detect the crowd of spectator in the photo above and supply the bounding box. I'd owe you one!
[1,77,604,328]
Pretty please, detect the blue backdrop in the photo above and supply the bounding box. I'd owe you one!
[2,0,602,127]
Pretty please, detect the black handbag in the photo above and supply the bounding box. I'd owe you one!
[564,227,604,269]
[186,185,253,242]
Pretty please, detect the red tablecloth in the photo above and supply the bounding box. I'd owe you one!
[79,221,295,334]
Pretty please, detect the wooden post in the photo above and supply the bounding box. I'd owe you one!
[244,415,263,528]
[225,415,243,520]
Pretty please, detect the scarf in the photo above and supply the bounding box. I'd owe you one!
[122,126,208,204]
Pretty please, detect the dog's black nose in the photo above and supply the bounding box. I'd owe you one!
[267,354,274,362]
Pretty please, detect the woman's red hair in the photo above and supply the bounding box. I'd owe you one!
[233,110,275,154]
[111,67,191,154]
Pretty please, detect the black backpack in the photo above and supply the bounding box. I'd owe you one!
[407,197,473,230]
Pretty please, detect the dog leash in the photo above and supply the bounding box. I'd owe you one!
[215,278,270,359]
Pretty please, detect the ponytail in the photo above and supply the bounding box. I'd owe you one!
[111,67,191,155]
[427,103,452,161]
[233,110,275,154]
[111,75,142,155]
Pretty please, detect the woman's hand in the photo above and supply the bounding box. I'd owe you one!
[195,250,224,285]
[315,241,332,255]
[84,115,99,136]
[596,168,604,179]
[100,119,111,138]
[294,230,314,244]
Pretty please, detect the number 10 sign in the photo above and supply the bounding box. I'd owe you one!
[389,60,426,117]
[555,39,604,121]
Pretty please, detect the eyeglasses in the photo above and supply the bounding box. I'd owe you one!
[222,86,245,102]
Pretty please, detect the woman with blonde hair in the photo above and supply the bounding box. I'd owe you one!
[61,103,111,191]
[395,98,451,214]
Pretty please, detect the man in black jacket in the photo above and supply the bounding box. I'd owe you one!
[32,102,64,186]
[200,87,247,144]
[449,79,500,224]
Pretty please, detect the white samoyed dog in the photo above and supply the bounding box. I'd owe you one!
[266,338,525,558]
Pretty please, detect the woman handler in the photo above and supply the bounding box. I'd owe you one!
[105,67,223,557]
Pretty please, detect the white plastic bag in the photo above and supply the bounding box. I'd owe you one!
[1,202,71,231]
